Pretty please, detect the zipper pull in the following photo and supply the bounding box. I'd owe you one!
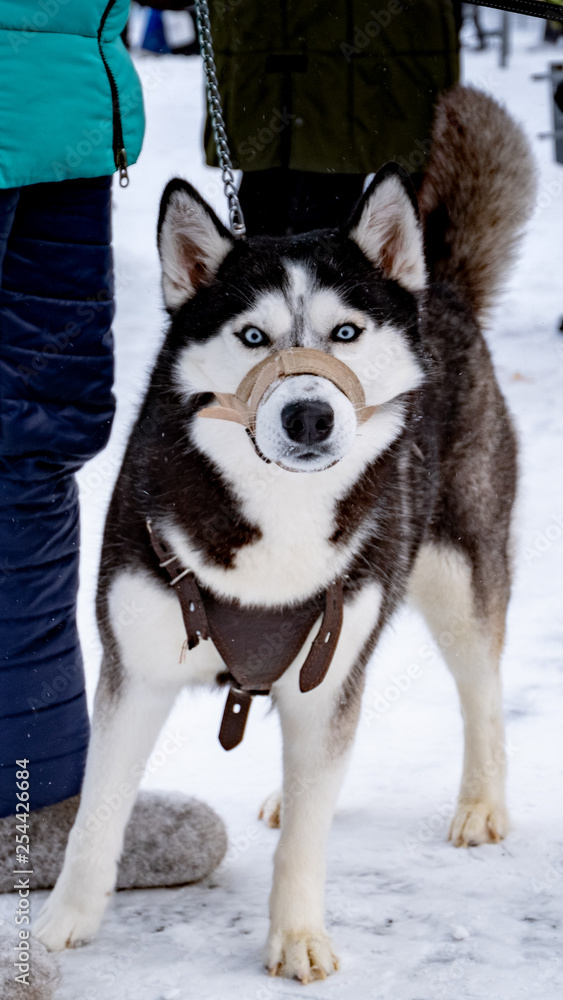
[116,148,129,188]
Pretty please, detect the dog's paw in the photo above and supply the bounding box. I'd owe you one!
[449,800,509,847]
[265,928,339,983]
[34,887,109,952]
[259,790,282,829]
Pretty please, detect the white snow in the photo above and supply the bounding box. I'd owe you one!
[3,13,562,999]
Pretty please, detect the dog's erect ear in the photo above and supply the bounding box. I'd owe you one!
[347,164,426,293]
[157,179,234,311]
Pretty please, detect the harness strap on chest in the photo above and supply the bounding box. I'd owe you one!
[146,519,344,750]
[218,686,254,751]
[147,519,210,646]
[298,577,343,693]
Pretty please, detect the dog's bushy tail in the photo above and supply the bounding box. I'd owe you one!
[418,86,536,320]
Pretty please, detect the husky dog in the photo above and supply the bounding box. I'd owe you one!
[35,88,535,981]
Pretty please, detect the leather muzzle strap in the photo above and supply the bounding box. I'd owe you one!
[197,347,378,434]
[147,520,343,750]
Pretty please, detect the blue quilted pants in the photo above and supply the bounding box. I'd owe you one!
[0,176,115,816]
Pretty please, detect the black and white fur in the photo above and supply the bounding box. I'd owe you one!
[35,88,536,982]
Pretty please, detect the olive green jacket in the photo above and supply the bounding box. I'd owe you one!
[206,0,459,174]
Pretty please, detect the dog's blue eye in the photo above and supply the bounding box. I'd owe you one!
[332,324,361,342]
[239,327,269,347]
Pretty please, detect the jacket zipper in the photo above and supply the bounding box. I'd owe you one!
[98,0,129,186]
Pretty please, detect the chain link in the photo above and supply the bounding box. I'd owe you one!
[194,0,246,238]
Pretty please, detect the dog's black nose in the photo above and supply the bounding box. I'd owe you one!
[281,400,334,444]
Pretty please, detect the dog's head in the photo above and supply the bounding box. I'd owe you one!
[157,166,427,474]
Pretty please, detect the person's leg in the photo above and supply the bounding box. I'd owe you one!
[0,176,115,818]
[0,178,227,893]
[0,188,20,273]
[287,172,366,234]
[238,169,366,237]
[238,168,291,236]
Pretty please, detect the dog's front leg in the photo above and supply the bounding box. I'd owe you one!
[266,707,348,983]
[266,584,381,983]
[34,668,178,951]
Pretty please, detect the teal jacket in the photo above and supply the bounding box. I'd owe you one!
[0,0,145,188]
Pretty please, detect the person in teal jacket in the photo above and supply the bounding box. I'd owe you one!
[0,0,144,188]
[0,0,226,892]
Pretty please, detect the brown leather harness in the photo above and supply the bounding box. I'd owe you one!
[147,520,344,750]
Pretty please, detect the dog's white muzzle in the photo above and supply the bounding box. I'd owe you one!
[197,348,378,472]
[254,374,357,471]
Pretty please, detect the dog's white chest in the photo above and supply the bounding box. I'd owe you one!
[166,475,354,606]
[176,406,405,606]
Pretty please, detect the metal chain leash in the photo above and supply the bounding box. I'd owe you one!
[194,0,246,238]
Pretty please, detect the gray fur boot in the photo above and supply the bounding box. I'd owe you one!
[0,790,227,892]
[0,917,60,1000]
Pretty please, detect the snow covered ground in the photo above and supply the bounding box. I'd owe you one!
[2,12,562,999]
